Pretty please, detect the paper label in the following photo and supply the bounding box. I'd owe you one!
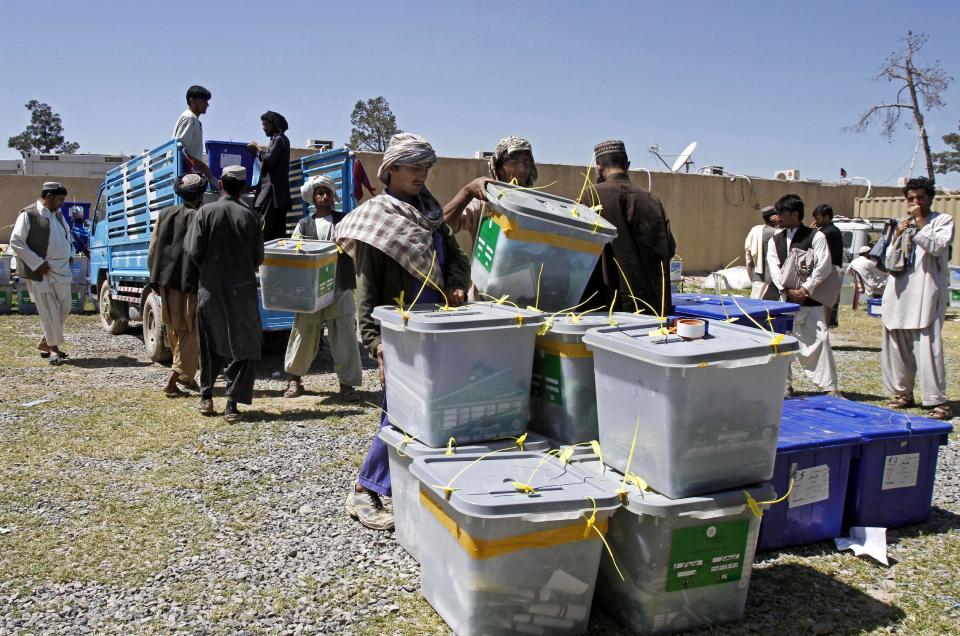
[788,464,830,508]
[316,262,336,298]
[530,349,563,406]
[881,452,920,490]
[474,218,499,272]
[666,519,749,592]
[221,153,242,168]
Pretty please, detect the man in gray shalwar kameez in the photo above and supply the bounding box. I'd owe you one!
[881,177,955,420]
[185,164,265,422]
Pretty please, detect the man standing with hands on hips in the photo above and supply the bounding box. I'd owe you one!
[881,177,954,420]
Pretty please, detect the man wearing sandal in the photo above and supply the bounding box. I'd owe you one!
[881,177,955,420]
[10,182,74,365]
[148,174,206,397]
[282,175,363,402]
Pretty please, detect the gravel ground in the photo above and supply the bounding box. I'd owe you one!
[1,309,958,635]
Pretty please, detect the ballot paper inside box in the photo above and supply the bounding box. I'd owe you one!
[259,238,338,313]
[410,453,620,636]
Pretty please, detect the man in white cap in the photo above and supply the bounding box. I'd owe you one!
[336,132,471,530]
[148,173,207,397]
[282,175,362,401]
[185,164,264,422]
[744,205,780,300]
[10,182,74,364]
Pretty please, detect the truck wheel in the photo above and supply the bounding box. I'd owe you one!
[99,280,129,335]
[143,291,172,364]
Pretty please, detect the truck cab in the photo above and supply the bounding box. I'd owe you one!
[90,139,355,362]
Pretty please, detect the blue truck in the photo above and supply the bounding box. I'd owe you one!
[89,139,356,362]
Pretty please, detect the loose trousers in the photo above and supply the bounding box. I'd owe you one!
[28,279,71,347]
[159,287,199,379]
[788,305,838,392]
[199,334,256,405]
[882,316,947,406]
[283,294,362,386]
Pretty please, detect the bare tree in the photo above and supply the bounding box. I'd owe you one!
[846,31,952,180]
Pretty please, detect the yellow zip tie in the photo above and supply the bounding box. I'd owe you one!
[611,256,641,315]
[725,293,784,351]
[589,440,605,474]
[410,251,452,311]
[557,447,575,464]
[570,166,594,219]
[745,478,795,519]
[436,446,518,500]
[608,291,619,326]
[445,437,456,456]
[514,432,527,450]
[295,239,303,253]
[512,481,536,494]
[393,290,409,322]
[583,496,624,581]
[534,262,544,310]
[617,417,642,500]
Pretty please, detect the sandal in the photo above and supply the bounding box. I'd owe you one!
[887,395,915,409]
[284,381,304,399]
[177,377,200,392]
[339,385,362,403]
[928,404,953,420]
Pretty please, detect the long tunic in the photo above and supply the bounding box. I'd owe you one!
[254,133,291,211]
[10,201,74,291]
[881,212,955,331]
[184,196,264,361]
[581,173,676,313]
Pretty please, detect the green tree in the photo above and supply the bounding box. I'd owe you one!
[846,32,952,180]
[7,100,80,156]
[933,123,960,175]
[348,97,401,152]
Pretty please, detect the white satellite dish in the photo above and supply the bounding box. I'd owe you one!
[671,141,698,173]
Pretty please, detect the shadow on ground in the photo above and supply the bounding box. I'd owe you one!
[587,563,904,634]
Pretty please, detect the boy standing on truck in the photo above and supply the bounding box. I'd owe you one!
[10,182,74,365]
[148,173,206,397]
[185,165,264,423]
[173,85,217,187]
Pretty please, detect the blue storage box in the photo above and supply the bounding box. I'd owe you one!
[258,288,293,332]
[866,298,882,318]
[0,285,12,314]
[757,414,860,551]
[0,255,12,285]
[16,284,37,315]
[783,396,952,529]
[206,141,256,186]
[672,293,799,334]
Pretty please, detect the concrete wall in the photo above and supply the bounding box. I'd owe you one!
[0,176,103,242]
[355,151,900,272]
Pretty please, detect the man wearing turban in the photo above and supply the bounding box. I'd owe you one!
[249,110,291,241]
[443,135,538,253]
[148,173,207,397]
[282,175,363,401]
[336,133,471,530]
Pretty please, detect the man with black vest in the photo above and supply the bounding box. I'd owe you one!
[148,173,206,397]
[767,194,839,396]
[10,182,74,365]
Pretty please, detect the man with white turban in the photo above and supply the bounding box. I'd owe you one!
[282,175,363,401]
[149,173,207,396]
[336,133,471,530]
[443,135,538,253]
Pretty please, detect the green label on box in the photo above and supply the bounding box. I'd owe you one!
[951,288,960,302]
[20,290,32,305]
[0,290,7,304]
[531,349,563,406]
[317,262,336,298]
[71,292,81,307]
[666,519,749,592]
[474,218,500,272]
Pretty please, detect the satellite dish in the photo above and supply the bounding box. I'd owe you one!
[671,141,698,173]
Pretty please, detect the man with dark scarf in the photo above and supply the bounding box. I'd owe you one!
[148,173,206,397]
[248,110,291,241]
[336,133,471,530]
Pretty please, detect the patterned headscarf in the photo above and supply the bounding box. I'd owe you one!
[377,133,437,184]
[488,136,537,186]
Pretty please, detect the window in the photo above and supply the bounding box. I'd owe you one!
[94,189,106,222]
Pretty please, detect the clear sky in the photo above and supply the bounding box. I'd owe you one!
[3,0,959,187]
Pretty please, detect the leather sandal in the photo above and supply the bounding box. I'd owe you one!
[887,395,915,409]
[928,404,953,420]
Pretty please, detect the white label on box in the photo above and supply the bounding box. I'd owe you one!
[221,153,242,168]
[788,464,831,508]
[881,453,920,490]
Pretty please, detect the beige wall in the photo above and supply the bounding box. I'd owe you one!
[356,151,900,272]
[0,176,104,242]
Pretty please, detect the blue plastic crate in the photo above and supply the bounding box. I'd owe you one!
[0,255,12,285]
[757,413,859,551]
[206,141,256,186]
[258,288,293,332]
[0,285,12,314]
[783,396,952,529]
[16,285,37,315]
[866,298,882,318]
[671,293,799,334]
